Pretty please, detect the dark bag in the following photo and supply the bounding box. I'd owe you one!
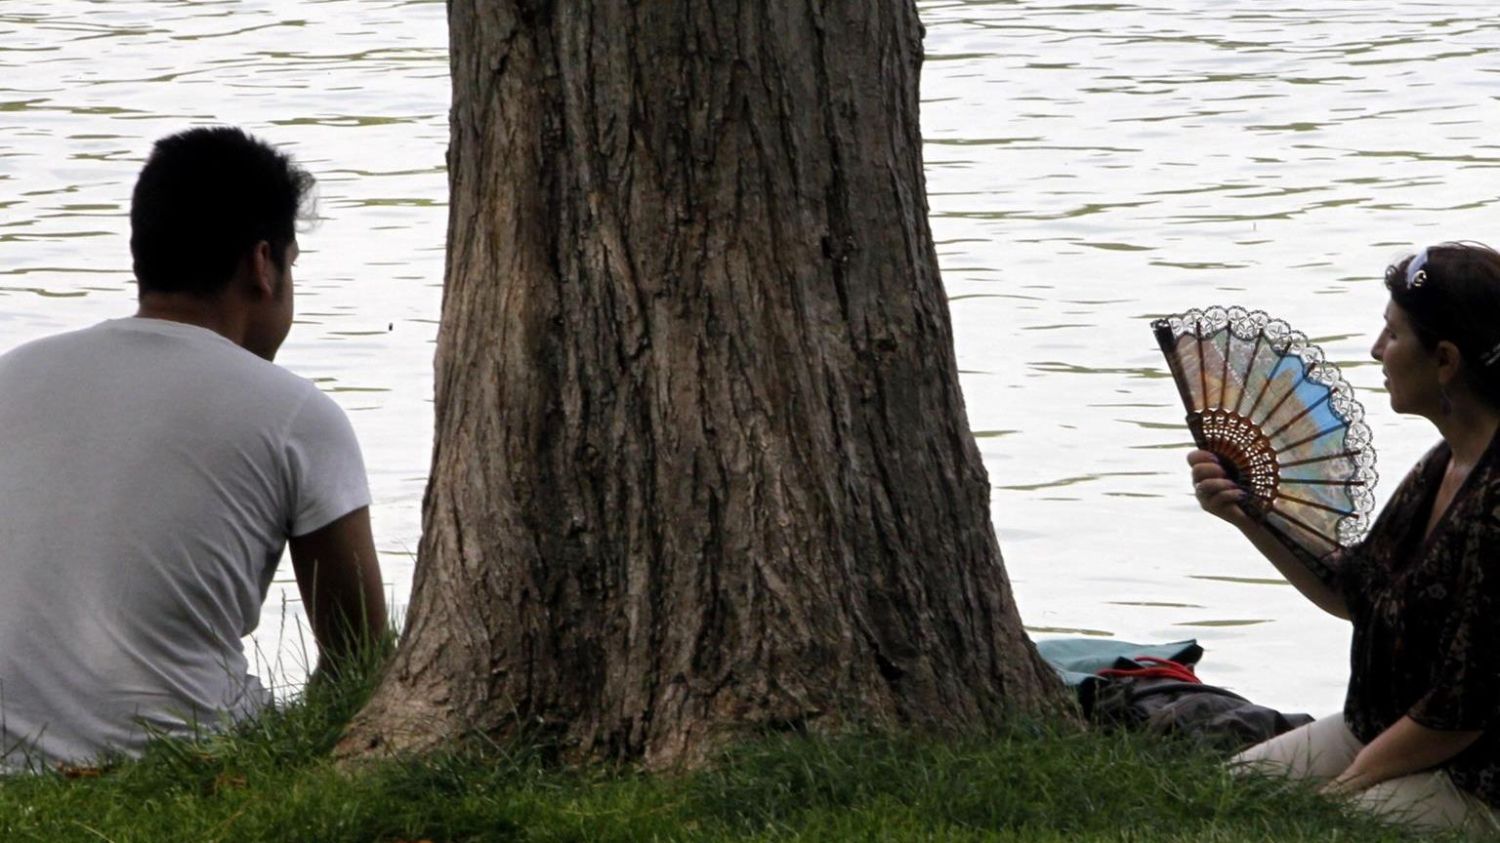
[1081,659,1313,753]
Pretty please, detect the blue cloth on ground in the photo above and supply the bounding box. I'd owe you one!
[1034,637,1203,686]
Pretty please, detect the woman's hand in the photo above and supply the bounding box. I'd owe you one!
[1184,449,1350,618]
[1319,769,1375,798]
[1188,449,1252,530]
[1321,717,1483,797]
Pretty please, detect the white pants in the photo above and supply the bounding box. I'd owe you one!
[1232,715,1500,837]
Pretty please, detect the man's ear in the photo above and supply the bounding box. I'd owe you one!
[248,240,276,299]
[1435,340,1464,385]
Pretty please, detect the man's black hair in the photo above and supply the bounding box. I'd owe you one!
[130,126,315,297]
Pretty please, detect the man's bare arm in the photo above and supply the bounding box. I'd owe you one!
[289,506,388,673]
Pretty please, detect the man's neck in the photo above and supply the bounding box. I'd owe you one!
[135,294,243,346]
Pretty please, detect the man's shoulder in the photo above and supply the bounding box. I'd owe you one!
[4,317,237,360]
[0,321,104,360]
[20,318,312,383]
[1,318,328,422]
[0,322,127,384]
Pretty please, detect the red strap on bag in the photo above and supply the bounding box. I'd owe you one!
[1096,656,1201,684]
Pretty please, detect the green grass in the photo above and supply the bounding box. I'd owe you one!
[0,662,1460,843]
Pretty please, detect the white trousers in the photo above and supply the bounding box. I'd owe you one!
[1232,715,1500,837]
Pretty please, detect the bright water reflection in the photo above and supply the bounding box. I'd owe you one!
[4,1,1498,714]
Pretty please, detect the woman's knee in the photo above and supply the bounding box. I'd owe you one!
[1229,715,1360,781]
[1354,773,1500,837]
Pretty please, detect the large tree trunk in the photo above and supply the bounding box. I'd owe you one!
[339,0,1066,767]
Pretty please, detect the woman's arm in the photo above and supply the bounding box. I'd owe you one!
[1324,716,1482,795]
[1189,450,1349,619]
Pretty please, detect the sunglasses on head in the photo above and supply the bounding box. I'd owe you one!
[1385,247,1430,291]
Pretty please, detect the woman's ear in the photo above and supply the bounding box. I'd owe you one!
[1434,339,1464,385]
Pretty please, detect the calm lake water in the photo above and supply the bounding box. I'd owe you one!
[5,1,1499,717]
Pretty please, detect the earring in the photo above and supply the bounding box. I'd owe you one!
[1440,384,1454,416]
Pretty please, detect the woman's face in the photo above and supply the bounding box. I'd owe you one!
[1370,300,1440,416]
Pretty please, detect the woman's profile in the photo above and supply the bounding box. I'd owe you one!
[1191,242,1500,835]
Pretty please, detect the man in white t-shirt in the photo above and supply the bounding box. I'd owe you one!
[0,127,387,771]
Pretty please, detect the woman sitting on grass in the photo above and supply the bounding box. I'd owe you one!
[1189,242,1500,836]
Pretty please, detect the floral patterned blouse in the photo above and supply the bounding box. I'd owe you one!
[1332,432,1500,806]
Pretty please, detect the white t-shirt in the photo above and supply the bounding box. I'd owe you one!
[0,317,370,770]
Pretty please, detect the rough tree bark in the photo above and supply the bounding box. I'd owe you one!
[338,0,1067,767]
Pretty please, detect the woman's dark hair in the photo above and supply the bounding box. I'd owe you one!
[130,127,315,297]
[1385,241,1500,409]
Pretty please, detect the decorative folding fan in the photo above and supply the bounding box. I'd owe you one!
[1152,306,1377,570]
